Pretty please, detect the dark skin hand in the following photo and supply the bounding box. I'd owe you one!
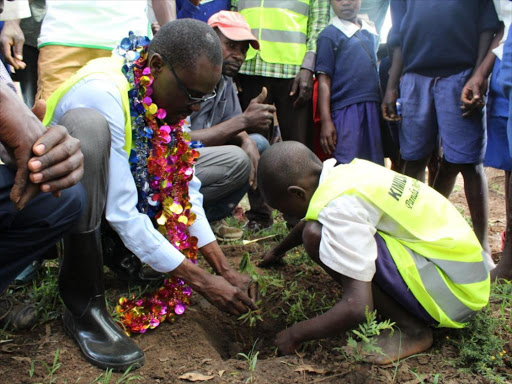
[290,68,314,109]
[317,74,337,154]
[381,47,403,122]
[0,85,83,209]
[461,28,503,117]
[0,19,26,70]
[271,221,371,354]
[276,277,371,354]
[171,256,257,316]
[258,221,306,267]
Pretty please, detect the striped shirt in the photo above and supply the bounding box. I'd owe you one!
[232,0,330,79]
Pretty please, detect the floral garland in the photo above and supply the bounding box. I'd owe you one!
[114,32,199,334]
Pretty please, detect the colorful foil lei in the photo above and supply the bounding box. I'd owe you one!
[115,32,199,334]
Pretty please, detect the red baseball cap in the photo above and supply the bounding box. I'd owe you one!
[208,11,259,50]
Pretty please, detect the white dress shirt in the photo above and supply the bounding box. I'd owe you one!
[50,74,216,272]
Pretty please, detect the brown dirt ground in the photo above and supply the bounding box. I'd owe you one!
[0,168,510,384]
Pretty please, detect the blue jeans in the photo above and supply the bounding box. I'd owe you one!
[249,133,270,154]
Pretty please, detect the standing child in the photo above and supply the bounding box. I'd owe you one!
[316,0,384,165]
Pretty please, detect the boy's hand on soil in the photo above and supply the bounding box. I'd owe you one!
[275,329,300,355]
[460,75,487,117]
[320,121,337,155]
[258,249,284,268]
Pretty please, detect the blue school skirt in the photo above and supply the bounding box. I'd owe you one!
[331,101,384,165]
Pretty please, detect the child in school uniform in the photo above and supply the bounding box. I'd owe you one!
[316,0,383,165]
[257,141,490,362]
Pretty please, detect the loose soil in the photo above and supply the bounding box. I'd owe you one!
[0,169,510,384]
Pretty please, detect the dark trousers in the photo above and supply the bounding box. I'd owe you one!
[238,74,314,225]
[237,74,313,146]
[0,166,86,293]
[11,45,39,108]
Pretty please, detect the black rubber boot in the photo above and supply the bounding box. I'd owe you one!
[59,227,145,371]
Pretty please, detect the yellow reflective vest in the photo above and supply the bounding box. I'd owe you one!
[42,56,133,154]
[305,159,490,328]
[238,0,310,65]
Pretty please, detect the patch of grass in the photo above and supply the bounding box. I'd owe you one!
[91,365,142,383]
[446,283,512,383]
[29,348,62,384]
[237,339,260,384]
[14,263,62,324]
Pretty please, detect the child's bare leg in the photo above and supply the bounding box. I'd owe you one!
[404,157,430,183]
[304,222,433,363]
[434,160,491,264]
[492,171,512,280]
[368,285,433,364]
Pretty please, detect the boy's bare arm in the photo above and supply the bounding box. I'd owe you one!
[381,46,403,122]
[317,73,336,155]
[461,25,504,116]
[275,276,373,354]
[258,221,306,267]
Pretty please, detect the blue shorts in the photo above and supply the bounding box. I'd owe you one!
[484,59,512,171]
[400,69,486,164]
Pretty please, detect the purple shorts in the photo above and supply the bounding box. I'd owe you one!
[374,233,437,326]
[399,69,486,164]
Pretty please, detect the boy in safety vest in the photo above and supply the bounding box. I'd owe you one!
[257,141,490,363]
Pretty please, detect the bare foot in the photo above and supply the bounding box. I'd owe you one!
[366,327,433,365]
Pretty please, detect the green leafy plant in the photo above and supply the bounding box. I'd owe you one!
[335,307,395,362]
[237,339,260,383]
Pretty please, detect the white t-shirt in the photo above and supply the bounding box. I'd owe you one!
[315,160,493,282]
[38,1,149,50]
[50,74,216,273]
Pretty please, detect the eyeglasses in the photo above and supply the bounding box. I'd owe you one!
[160,54,217,106]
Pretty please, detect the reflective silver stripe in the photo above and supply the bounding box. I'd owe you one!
[239,0,310,16]
[426,258,488,285]
[254,29,307,44]
[404,247,477,324]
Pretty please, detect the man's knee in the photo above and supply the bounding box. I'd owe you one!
[226,145,251,187]
[303,221,322,261]
[58,108,111,158]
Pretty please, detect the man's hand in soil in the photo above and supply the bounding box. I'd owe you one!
[242,87,275,134]
[0,84,83,209]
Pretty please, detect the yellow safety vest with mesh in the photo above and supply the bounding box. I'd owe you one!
[42,56,133,154]
[238,0,310,65]
[305,159,490,328]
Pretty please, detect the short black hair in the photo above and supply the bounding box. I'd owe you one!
[149,19,222,72]
[258,141,321,204]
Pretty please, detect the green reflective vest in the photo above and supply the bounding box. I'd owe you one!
[42,56,133,154]
[305,159,490,328]
[238,0,310,65]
